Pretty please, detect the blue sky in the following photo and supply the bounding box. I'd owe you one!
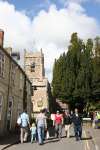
[6,0,100,22]
[83,1,100,22]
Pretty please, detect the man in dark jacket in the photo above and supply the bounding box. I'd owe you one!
[64,110,71,138]
[72,108,82,141]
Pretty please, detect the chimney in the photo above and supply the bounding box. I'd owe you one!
[0,29,4,48]
[5,47,12,55]
[11,52,20,60]
[40,48,42,53]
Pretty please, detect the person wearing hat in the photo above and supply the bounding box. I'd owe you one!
[54,110,63,140]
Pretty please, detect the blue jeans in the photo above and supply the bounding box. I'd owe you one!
[31,134,36,143]
[74,125,82,140]
[37,126,45,144]
[55,124,62,139]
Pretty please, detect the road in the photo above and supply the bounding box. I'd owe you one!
[6,137,86,150]
[6,128,96,150]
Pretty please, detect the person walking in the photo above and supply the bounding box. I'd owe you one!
[20,109,30,143]
[92,111,98,128]
[36,109,47,145]
[72,108,82,141]
[54,110,63,140]
[64,110,71,138]
[30,123,36,143]
[46,113,53,139]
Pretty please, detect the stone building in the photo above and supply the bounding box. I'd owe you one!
[24,49,50,114]
[0,30,32,136]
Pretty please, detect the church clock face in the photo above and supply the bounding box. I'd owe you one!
[37,98,43,107]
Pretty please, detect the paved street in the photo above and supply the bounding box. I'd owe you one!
[6,137,86,150]
[5,128,97,150]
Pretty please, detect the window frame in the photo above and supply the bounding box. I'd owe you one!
[0,93,3,120]
[0,50,5,78]
[11,63,16,86]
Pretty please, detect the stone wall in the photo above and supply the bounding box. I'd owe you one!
[24,50,49,114]
[0,47,32,136]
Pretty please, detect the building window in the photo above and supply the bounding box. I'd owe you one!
[0,50,5,77]
[11,63,16,85]
[7,96,13,130]
[0,93,3,120]
[33,85,37,90]
[7,97,13,119]
[28,83,31,95]
[31,62,35,72]
[19,73,23,90]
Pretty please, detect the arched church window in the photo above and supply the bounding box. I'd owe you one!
[31,62,35,72]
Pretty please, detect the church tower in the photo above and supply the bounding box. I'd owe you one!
[24,49,49,114]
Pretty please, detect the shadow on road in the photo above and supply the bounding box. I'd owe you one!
[44,135,71,144]
[69,135,75,138]
[45,139,60,144]
[81,136,92,140]
[0,133,19,149]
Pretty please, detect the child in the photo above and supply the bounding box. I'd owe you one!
[30,123,36,143]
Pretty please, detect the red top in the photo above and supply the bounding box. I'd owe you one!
[55,114,62,124]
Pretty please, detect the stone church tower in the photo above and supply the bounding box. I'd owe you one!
[24,49,49,113]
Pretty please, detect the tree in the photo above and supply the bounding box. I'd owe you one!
[52,33,100,111]
[92,37,100,100]
[52,59,60,97]
[94,36,100,57]
[65,33,84,108]
[74,39,93,110]
[52,52,67,98]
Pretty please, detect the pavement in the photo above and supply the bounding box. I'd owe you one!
[87,128,100,150]
[0,127,100,150]
[0,133,19,150]
[5,137,86,150]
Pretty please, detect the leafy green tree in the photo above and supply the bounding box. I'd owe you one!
[92,37,100,100]
[74,39,93,110]
[94,36,100,57]
[52,53,67,98]
[52,33,100,111]
[52,59,60,97]
[65,33,84,107]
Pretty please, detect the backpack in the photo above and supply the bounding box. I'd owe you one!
[17,117,21,125]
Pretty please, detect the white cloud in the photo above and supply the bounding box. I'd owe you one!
[31,3,99,81]
[0,1,33,50]
[59,0,100,5]
[58,0,88,6]
[0,1,99,82]
[66,0,87,3]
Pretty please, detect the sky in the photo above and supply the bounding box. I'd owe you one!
[0,0,100,81]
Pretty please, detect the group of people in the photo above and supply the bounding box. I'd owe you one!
[17,108,83,145]
[53,108,82,141]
